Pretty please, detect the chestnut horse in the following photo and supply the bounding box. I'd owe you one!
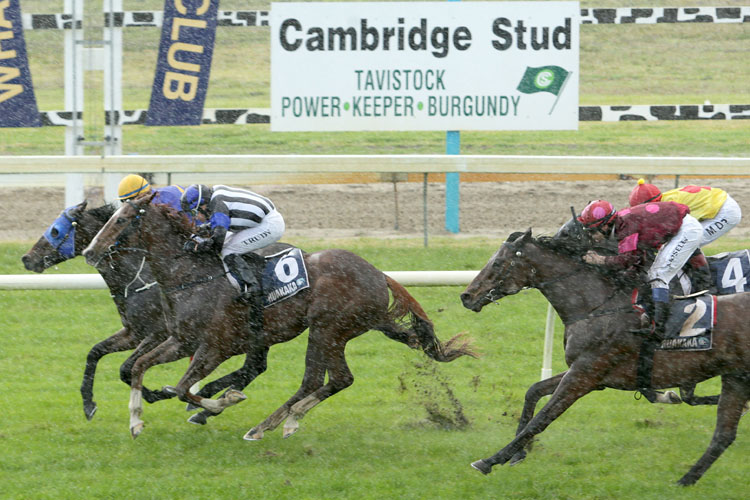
[82,193,475,439]
[460,229,750,486]
[22,202,293,423]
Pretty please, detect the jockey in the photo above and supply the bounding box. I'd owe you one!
[117,174,185,212]
[629,178,742,290]
[579,199,703,339]
[180,184,285,331]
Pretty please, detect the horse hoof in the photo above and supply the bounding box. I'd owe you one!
[185,403,199,412]
[222,389,247,405]
[131,422,144,439]
[282,426,299,439]
[162,386,177,396]
[664,390,682,404]
[83,403,97,421]
[471,459,492,475]
[509,451,526,466]
[243,429,263,441]
[187,413,208,426]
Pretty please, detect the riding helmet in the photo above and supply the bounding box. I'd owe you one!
[578,200,616,229]
[628,178,662,207]
[118,174,151,201]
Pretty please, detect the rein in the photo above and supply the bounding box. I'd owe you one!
[485,253,635,325]
[162,271,228,295]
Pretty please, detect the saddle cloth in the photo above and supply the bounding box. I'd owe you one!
[658,295,716,352]
[224,247,310,308]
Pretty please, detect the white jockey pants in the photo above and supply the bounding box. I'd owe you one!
[648,214,703,289]
[699,195,742,246]
[220,210,285,258]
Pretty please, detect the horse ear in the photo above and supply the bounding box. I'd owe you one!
[521,228,533,242]
[78,200,88,211]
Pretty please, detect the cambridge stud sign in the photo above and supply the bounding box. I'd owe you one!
[270,1,580,132]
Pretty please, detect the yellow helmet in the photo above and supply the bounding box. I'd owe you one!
[118,174,151,201]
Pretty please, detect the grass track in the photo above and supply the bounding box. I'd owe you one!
[2,237,749,499]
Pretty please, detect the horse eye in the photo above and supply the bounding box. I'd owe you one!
[50,228,59,238]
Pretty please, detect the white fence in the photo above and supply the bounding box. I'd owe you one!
[0,270,478,289]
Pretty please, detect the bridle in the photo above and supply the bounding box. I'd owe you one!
[95,200,227,295]
[89,200,147,268]
[484,244,633,324]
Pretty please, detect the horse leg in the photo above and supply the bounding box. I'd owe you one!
[119,334,174,404]
[678,373,750,486]
[282,343,354,438]
[171,344,247,416]
[244,336,329,441]
[679,383,720,406]
[128,336,190,438]
[471,367,600,475]
[188,346,270,425]
[80,327,141,421]
[508,371,566,465]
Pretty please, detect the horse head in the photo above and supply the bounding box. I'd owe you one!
[22,201,90,272]
[460,229,538,312]
[82,192,157,267]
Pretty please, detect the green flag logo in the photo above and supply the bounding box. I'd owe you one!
[517,66,570,95]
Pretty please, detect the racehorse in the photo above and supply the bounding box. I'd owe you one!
[556,213,719,406]
[22,202,174,420]
[21,201,293,424]
[460,229,750,486]
[82,193,476,439]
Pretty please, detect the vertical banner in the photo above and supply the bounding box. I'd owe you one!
[271,2,579,131]
[146,0,219,126]
[0,0,41,127]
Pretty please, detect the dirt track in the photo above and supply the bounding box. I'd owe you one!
[4,177,750,243]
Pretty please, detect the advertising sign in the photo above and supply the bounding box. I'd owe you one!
[146,0,219,126]
[271,2,579,131]
[0,0,41,128]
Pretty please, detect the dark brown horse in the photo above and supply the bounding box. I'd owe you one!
[460,229,750,486]
[82,194,476,439]
[21,201,293,424]
[21,202,174,420]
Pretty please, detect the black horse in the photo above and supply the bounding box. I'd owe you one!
[461,229,750,486]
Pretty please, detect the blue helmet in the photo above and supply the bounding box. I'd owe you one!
[180,184,212,213]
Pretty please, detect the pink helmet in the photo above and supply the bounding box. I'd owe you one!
[578,200,616,229]
[628,178,662,206]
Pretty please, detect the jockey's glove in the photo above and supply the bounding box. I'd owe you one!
[194,238,216,253]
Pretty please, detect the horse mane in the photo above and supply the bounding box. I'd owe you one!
[88,203,117,223]
[154,203,197,237]
[533,234,641,292]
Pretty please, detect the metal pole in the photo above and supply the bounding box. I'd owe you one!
[541,303,556,380]
[423,173,428,248]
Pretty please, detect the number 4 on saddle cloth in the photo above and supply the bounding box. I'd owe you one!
[635,250,750,352]
[224,248,310,308]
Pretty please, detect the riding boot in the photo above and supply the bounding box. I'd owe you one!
[688,249,712,293]
[224,253,260,302]
[652,300,670,341]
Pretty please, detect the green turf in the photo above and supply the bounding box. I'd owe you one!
[2,237,749,499]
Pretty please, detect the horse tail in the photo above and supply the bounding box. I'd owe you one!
[382,276,478,362]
